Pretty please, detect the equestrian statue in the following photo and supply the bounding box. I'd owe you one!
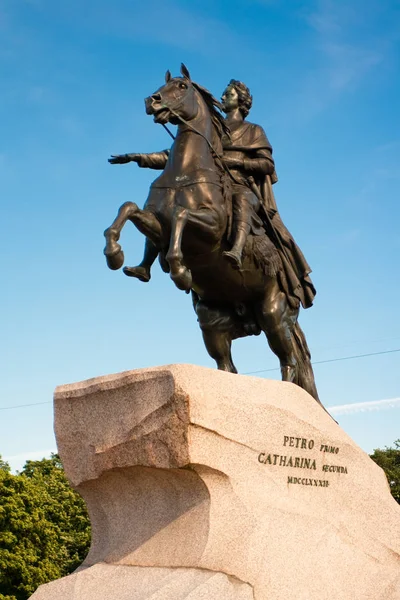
[104,64,322,406]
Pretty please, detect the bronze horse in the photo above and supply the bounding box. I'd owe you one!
[104,66,322,405]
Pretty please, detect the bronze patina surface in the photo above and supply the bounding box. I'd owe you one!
[104,65,321,404]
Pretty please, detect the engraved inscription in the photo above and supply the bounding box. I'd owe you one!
[258,453,316,470]
[257,434,349,488]
[288,476,329,487]
[320,444,339,454]
[322,464,348,473]
[283,436,314,449]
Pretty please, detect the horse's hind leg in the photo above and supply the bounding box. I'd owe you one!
[104,202,162,271]
[256,277,322,404]
[193,295,238,373]
[202,329,237,373]
[292,321,323,406]
[256,277,299,382]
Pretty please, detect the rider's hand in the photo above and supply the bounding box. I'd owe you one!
[108,154,140,164]
[108,154,130,164]
[223,157,243,169]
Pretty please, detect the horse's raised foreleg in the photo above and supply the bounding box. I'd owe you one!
[104,202,162,271]
[166,206,192,292]
[123,238,158,282]
[104,202,135,270]
[166,198,223,292]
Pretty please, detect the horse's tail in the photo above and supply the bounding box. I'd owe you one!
[292,322,322,406]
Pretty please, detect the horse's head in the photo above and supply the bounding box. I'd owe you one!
[145,64,201,125]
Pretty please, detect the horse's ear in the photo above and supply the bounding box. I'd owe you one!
[165,70,171,83]
[180,63,191,80]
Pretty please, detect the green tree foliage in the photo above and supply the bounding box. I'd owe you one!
[370,439,400,504]
[0,457,10,473]
[0,454,90,600]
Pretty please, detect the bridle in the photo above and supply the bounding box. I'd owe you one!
[158,85,289,260]
[157,82,240,184]
[156,80,286,264]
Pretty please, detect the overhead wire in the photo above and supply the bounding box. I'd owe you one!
[0,401,52,411]
[244,348,400,375]
[0,347,399,412]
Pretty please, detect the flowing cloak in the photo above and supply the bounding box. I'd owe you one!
[223,122,316,309]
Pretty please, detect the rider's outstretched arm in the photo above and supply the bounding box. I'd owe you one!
[108,150,169,169]
[136,150,169,169]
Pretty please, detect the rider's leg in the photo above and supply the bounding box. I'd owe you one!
[123,238,158,282]
[223,191,259,269]
[223,221,250,269]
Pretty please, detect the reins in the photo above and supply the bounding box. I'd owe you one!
[160,97,287,266]
[160,104,241,186]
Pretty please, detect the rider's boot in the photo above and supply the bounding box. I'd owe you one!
[123,238,158,282]
[223,224,249,270]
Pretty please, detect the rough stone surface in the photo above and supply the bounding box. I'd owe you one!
[30,565,253,599]
[31,364,400,599]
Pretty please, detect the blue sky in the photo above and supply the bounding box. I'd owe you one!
[1,0,399,471]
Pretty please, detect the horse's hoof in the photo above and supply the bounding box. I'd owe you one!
[171,267,192,292]
[123,266,151,282]
[104,247,124,270]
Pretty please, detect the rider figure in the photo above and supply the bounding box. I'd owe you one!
[108,80,315,310]
[107,79,276,279]
[221,80,316,310]
[221,79,277,269]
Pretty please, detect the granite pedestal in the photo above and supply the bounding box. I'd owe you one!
[30,365,400,599]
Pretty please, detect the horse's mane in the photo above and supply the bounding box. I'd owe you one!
[192,81,231,155]
[191,80,232,217]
